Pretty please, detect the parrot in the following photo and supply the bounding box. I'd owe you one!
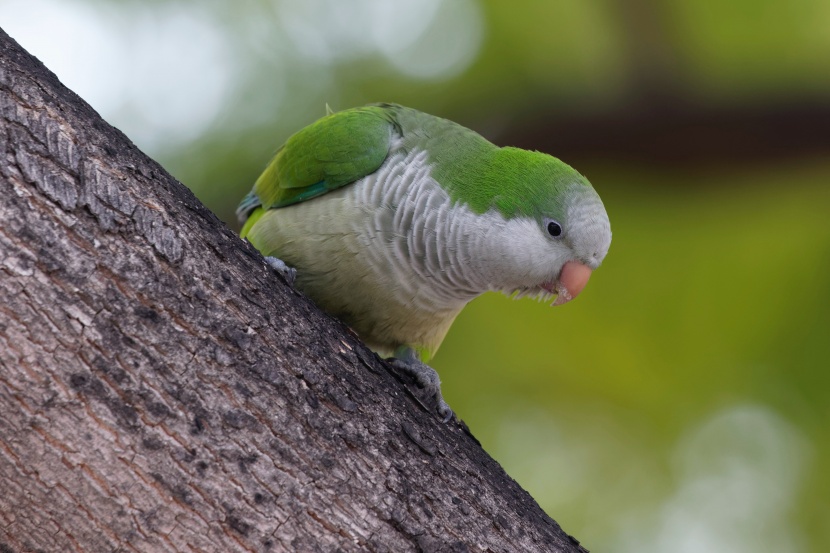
[237,103,611,421]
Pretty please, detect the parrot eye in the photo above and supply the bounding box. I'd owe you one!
[545,219,563,238]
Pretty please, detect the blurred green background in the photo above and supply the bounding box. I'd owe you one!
[3,0,829,550]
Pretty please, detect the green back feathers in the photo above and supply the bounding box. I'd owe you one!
[238,104,591,236]
[264,107,391,201]
[239,106,395,236]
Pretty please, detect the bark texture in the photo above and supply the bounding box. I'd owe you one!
[0,29,586,553]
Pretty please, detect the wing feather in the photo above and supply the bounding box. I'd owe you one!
[237,106,395,231]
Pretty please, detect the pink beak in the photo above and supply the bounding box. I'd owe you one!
[552,261,593,306]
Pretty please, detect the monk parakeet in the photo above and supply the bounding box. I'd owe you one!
[238,104,611,421]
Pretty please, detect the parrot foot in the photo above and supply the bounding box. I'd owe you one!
[264,256,297,286]
[388,348,454,422]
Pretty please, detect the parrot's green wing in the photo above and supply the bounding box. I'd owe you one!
[238,106,395,236]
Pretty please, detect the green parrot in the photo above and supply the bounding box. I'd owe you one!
[238,103,611,421]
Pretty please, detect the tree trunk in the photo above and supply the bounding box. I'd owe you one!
[0,28,585,553]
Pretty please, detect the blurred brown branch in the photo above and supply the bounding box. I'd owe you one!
[504,97,830,172]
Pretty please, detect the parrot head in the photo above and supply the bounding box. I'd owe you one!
[471,153,611,306]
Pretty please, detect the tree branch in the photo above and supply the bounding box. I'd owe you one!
[502,95,830,172]
[0,28,585,553]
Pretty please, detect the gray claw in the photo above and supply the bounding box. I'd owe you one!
[389,348,454,422]
[264,256,296,286]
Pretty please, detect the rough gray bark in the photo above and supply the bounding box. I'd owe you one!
[0,28,586,553]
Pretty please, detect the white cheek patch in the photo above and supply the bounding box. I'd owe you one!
[414,201,570,298]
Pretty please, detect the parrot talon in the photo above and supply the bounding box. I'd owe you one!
[388,348,454,422]
[264,256,297,286]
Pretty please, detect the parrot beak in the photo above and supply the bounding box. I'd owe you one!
[551,260,593,306]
